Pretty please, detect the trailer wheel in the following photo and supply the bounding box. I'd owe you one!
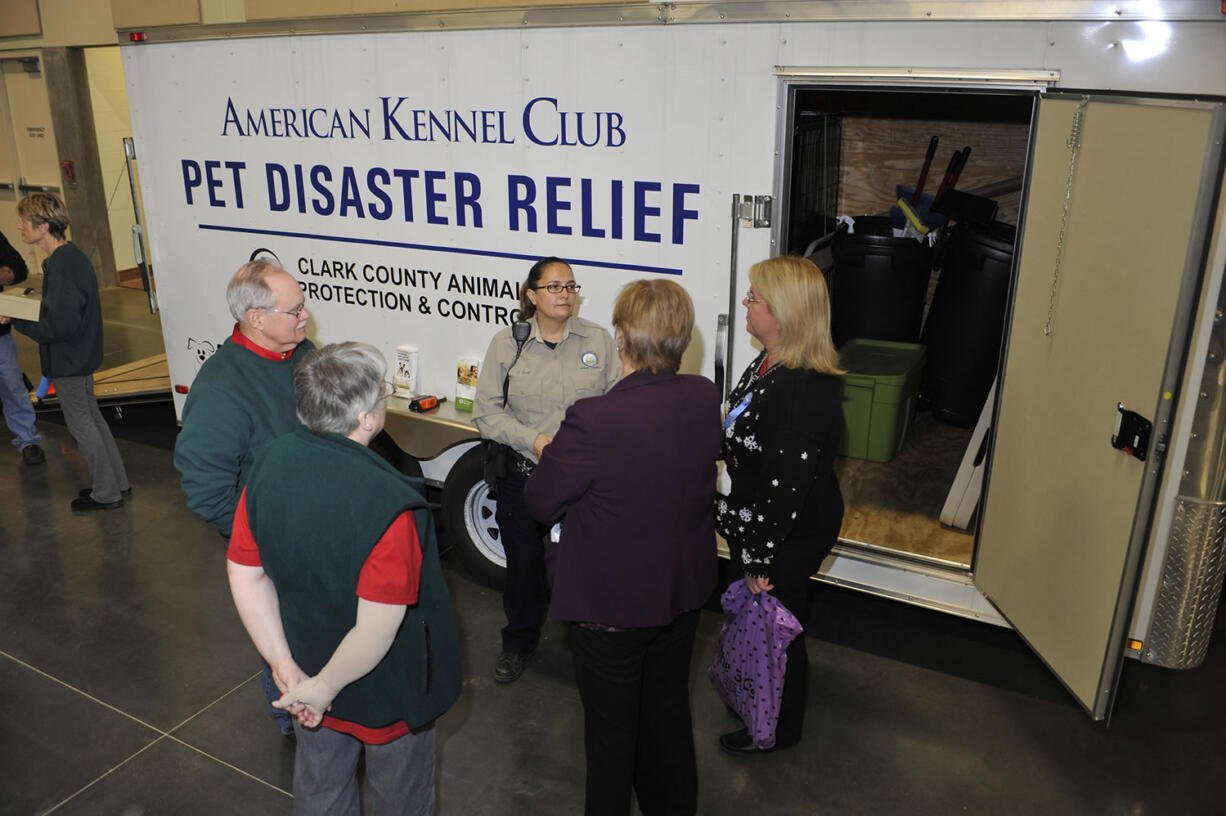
[442,445,506,589]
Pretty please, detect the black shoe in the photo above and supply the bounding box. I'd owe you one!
[719,728,776,756]
[21,444,45,465]
[70,495,124,512]
[79,487,132,499]
[492,651,528,684]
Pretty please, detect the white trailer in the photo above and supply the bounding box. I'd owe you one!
[119,2,1226,720]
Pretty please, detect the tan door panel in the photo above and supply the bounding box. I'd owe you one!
[977,96,1219,716]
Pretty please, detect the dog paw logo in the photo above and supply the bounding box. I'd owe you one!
[187,338,217,370]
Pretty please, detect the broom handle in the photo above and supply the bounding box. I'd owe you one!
[911,135,940,205]
[935,147,970,203]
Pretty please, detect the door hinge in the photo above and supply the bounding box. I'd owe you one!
[737,194,772,228]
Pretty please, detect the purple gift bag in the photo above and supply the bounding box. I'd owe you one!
[707,579,803,749]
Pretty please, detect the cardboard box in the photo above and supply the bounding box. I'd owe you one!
[0,287,42,322]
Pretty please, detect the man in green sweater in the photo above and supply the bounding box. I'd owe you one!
[174,257,314,736]
[227,342,461,816]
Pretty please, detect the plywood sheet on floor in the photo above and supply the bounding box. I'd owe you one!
[31,353,169,403]
[836,411,976,566]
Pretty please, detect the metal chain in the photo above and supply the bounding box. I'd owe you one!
[1044,96,1089,337]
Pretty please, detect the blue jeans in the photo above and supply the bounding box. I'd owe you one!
[0,333,39,450]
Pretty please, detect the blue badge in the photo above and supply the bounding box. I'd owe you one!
[581,351,599,368]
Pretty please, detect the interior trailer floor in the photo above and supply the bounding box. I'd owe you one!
[837,410,976,567]
[4,405,1226,815]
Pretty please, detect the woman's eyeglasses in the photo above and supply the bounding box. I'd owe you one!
[534,282,581,294]
[744,289,764,304]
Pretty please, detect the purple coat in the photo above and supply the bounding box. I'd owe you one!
[524,369,722,628]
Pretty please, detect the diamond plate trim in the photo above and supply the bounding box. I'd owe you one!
[1145,497,1226,668]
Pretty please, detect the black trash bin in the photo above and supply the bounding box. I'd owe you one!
[828,216,933,348]
[919,221,1016,427]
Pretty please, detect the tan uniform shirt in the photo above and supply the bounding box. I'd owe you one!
[473,315,621,461]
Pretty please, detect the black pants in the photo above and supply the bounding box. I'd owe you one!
[570,609,701,816]
[495,469,550,655]
[731,539,822,747]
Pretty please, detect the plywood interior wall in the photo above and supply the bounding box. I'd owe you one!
[838,117,1030,225]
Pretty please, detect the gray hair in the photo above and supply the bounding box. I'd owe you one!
[226,259,281,323]
[294,342,387,435]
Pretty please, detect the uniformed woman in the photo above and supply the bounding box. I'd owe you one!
[474,256,620,684]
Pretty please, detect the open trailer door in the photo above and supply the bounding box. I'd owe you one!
[975,94,1224,720]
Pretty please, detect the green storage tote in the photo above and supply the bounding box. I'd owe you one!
[838,339,927,463]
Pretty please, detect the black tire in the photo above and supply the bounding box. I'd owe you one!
[442,444,506,589]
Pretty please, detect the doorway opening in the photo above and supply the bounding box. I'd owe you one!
[781,86,1034,568]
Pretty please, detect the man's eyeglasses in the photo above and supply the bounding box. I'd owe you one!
[534,282,581,294]
[744,289,764,304]
[261,303,307,318]
[379,380,396,402]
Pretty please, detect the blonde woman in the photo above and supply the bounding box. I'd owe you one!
[715,255,844,754]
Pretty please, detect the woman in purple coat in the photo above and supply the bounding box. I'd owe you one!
[524,279,721,816]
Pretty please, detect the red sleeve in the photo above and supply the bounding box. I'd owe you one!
[225,488,262,566]
[356,511,422,605]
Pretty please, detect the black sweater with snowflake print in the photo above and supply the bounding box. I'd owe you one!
[716,350,845,578]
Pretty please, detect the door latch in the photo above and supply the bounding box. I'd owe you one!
[1111,402,1152,461]
[736,194,772,228]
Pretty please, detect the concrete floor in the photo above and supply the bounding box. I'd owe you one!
[3,288,1226,815]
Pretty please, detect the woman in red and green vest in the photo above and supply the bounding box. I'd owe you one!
[227,341,461,815]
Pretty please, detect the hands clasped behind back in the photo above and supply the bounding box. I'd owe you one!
[273,598,407,727]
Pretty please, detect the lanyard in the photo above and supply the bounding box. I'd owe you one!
[724,391,753,431]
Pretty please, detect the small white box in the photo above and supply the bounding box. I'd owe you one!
[0,287,42,322]
[394,345,419,394]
